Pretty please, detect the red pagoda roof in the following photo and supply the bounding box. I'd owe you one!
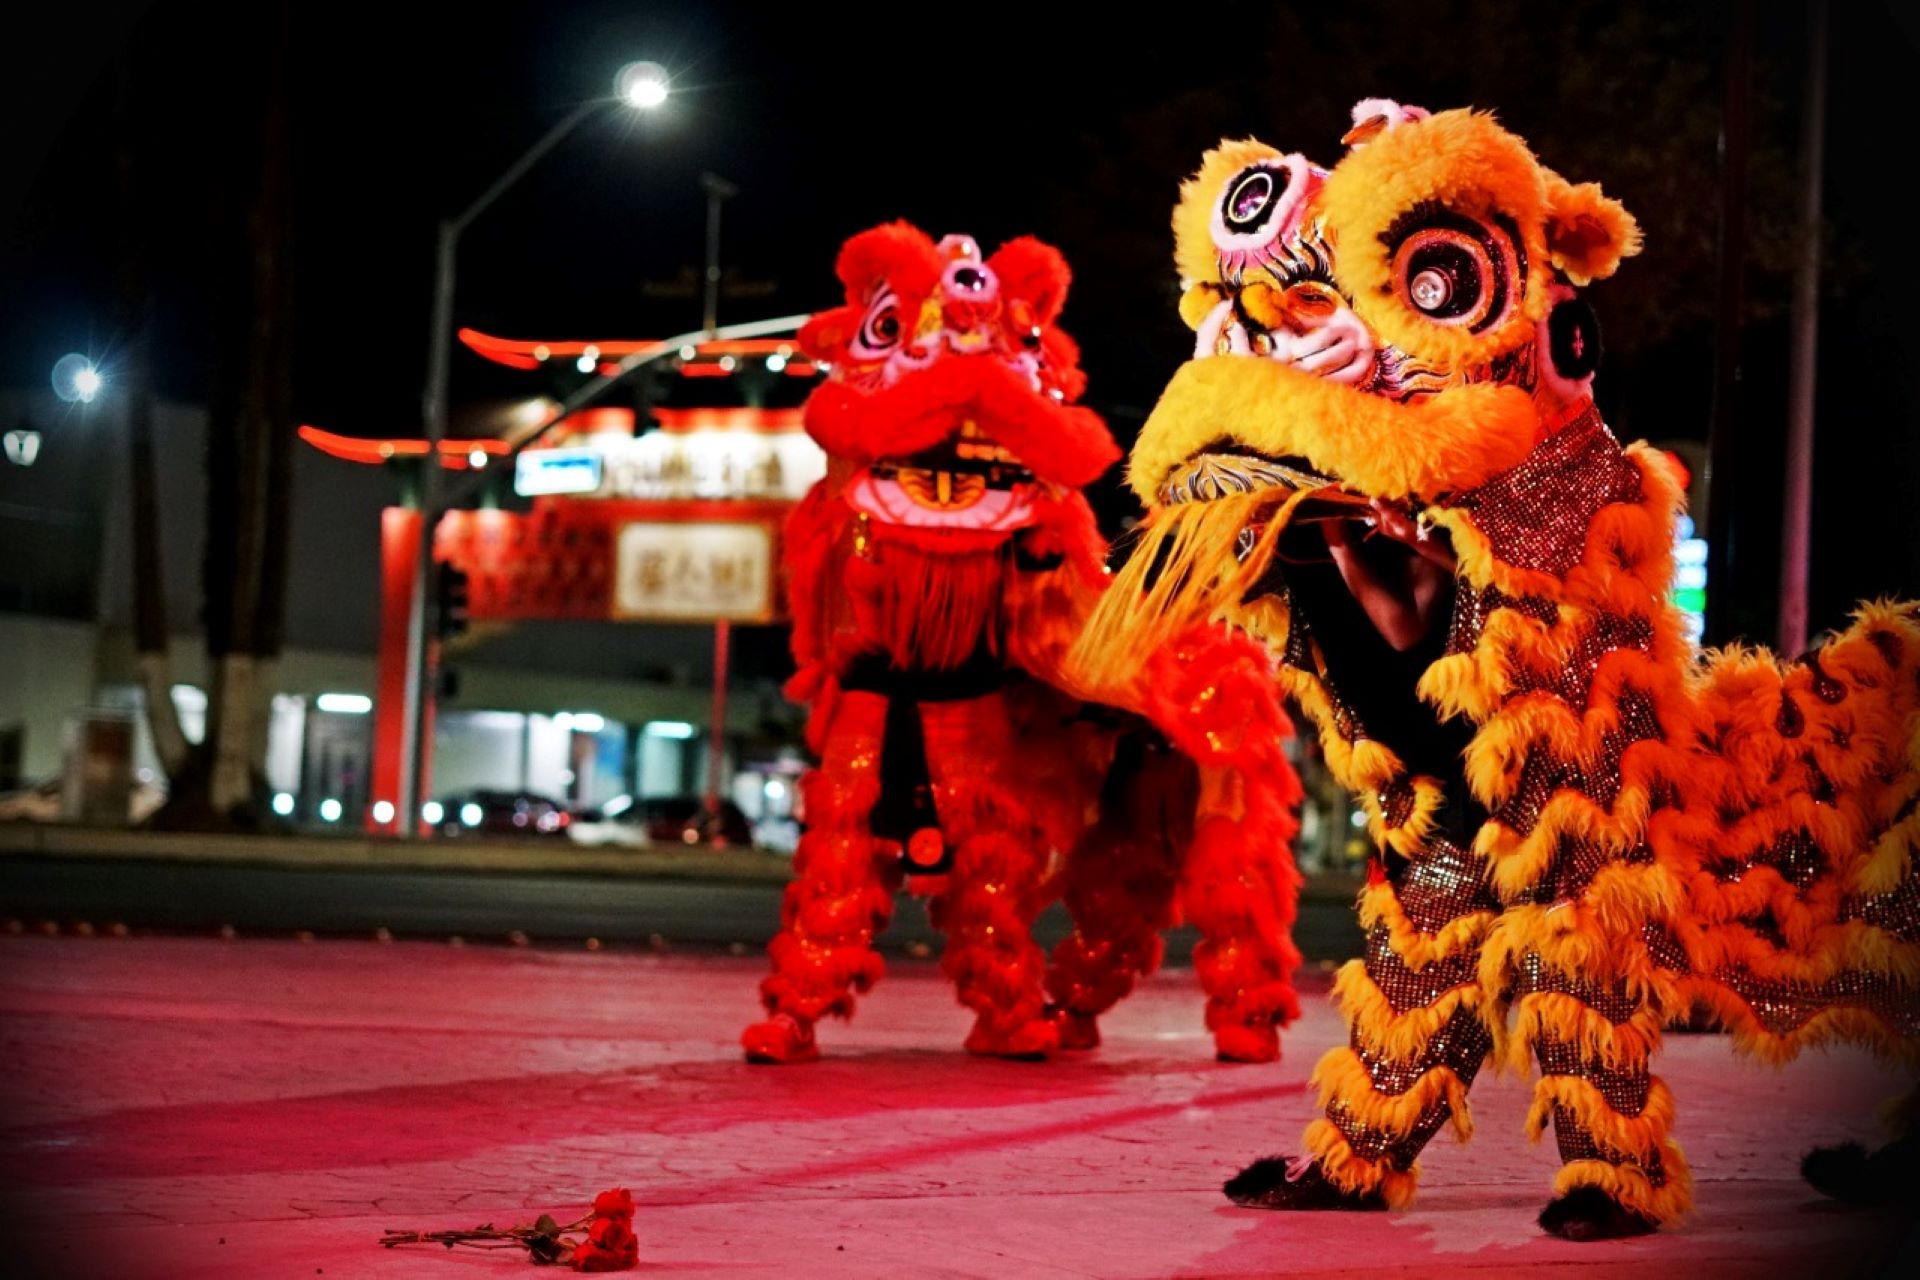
[457,328,820,378]
[298,425,511,469]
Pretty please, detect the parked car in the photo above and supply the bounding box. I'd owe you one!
[566,798,652,850]
[628,796,754,848]
[432,789,571,838]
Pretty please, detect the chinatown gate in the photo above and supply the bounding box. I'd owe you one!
[300,329,824,834]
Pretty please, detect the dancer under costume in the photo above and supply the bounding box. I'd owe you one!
[744,222,1303,1064]
[1072,100,1919,1239]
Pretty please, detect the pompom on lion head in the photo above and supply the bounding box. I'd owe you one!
[796,223,1117,541]
[1134,102,1640,510]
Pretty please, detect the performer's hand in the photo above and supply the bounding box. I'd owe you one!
[1362,499,1456,571]
[1323,511,1455,652]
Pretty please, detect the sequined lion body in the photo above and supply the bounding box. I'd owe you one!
[744,222,1305,1064]
[1074,102,1920,1228]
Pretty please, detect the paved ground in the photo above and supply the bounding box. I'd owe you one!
[0,936,1914,1279]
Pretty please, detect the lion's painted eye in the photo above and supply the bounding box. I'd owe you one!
[1409,268,1451,312]
[852,285,903,359]
[1210,154,1314,280]
[1386,208,1522,332]
[1225,170,1278,230]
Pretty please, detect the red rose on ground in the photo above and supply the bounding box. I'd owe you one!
[591,1187,635,1220]
[571,1216,638,1272]
[570,1192,638,1271]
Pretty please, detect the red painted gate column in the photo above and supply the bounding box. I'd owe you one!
[371,507,435,834]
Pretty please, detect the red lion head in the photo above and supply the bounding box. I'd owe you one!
[797,222,1119,537]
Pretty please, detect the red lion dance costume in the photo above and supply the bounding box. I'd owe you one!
[1073,102,1920,1238]
[744,223,1303,1064]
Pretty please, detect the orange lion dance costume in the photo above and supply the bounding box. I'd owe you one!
[744,223,1305,1064]
[1072,101,1920,1237]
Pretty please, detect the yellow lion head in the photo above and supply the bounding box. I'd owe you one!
[1131,101,1640,509]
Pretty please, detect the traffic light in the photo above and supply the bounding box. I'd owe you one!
[436,562,471,640]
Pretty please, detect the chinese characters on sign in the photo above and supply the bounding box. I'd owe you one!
[515,430,826,503]
[612,522,774,621]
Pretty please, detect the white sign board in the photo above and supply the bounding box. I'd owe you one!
[612,522,774,621]
[518,430,825,503]
[515,448,604,496]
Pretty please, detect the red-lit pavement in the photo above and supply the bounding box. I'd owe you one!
[0,936,1912,1278]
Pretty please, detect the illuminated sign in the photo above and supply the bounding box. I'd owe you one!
[1672,514,1708,644]
[515,448,604,496]
[612,522,774,621]
[517,430,825,503]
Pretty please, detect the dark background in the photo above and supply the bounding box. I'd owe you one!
[4,0,1918,655]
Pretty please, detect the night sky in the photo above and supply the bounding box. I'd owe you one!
[5,0,1919,650]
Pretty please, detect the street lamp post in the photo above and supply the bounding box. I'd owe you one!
[394,63,671,836]
[698,171,738,835]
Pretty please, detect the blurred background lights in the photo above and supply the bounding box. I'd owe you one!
[315,692,373,714]
[2,429,41,466]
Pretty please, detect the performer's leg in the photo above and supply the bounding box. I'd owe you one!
[1803,1084,1920,1207]
[1181,764,1303,1062]
[1227,836,1498,1208]
[1046,737,1192,1050]
[1518,969,1691,1238]
[744,691,898,1063]
[922,694,1060,1059]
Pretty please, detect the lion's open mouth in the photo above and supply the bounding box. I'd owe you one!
[846,426,1040,532]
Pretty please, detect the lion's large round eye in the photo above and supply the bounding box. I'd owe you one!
[1210,154,1313,276]
[1225,170,1279,231]
[851,285,903,359]
[1387,211,1522,332]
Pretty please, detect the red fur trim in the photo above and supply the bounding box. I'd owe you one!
[1022,490,1111,587]
[836,221,941,302]
[843,540,1008,671]
[987,236,1072,325]
[1143,626,1297,779]
[798,306,859,364]
[802,356,1118,484]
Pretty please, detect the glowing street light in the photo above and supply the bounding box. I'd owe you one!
[617,61,670,110]
[398,58,676,838]
[52,353,102,404]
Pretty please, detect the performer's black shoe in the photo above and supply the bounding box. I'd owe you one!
[1537,1186,1658,1240]
[1223,1156,1386,1210]
[1801,1137,1920,1207]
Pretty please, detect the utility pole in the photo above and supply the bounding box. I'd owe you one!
[1704,0,1752,646]
[699,172,738,837]
[1777,0,1828,657]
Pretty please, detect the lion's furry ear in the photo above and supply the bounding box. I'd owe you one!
[1543,171,1641,286]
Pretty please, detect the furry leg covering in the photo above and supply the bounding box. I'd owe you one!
[748,691,897,1058]
[1147,627,1306,1061]
[1295,839,1499,1208]
[1046,740,1188,1047]
[1523,994,1691,1233]
[922,693,1061,1057]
